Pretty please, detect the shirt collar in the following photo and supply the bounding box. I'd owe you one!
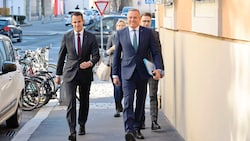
[74,29,84,36]
[129,26,139,31]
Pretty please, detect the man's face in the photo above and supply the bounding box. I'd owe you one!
[127,10,141,29]
[71,15,84,32]
[140,15,151,28]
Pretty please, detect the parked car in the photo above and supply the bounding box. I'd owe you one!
[0,34,24,128]
[0,16,23,42]
[121,6,134,16]
[64,9,92,26]
[85,15,127,49]
[85,9,98,24]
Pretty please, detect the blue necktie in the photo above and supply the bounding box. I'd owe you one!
[133,30,137,51]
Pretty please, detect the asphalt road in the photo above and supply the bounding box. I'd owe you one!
[0,19,70,141]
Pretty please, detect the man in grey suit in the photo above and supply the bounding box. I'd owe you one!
[112,9,163,141]
[140,12,165,131]
[55,12,100,141]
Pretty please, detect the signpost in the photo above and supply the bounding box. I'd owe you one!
[94,1,109,55]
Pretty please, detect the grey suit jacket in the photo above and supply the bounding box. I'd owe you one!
[112,26,163,80]
[56,30,100,82]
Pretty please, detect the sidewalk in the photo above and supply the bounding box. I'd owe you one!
[12,80,184,141]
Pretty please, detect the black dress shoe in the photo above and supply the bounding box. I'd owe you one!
[125,131,136,141]
[68,133,76,141]
[78,126,85,135]
[151,121,161,130]
[114,110,121,117]
[141,122,145,129]
[134,130,144,139]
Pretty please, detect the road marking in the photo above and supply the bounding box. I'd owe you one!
[11,100,58,141]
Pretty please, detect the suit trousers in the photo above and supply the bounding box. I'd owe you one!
[110,67,123,107]
[64,72,91,134]
[148,77,159,122]
[122,70,147,132]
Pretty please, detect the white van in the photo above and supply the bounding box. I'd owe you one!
[64,9,91,26]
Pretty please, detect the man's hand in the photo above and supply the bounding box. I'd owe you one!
[152,69,161,80]
[55,76,61,84]
[113,77,121,86]
[80,61,92,69]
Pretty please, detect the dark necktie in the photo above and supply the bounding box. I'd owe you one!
[133,30,138,51]
[77,33,81,57]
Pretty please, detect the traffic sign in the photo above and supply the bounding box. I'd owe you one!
[145,0,155,4]
[94,1,109,16]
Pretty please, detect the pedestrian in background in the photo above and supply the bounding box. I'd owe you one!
[55,12,100,141]
[140,12,165,130]
[112,9,164,141]
[106,19,127,118]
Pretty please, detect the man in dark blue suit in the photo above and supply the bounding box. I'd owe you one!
[112,9,164,141]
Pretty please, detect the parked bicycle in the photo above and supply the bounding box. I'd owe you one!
[17,46,59,111]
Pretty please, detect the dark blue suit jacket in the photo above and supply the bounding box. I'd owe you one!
[112,26,163,80]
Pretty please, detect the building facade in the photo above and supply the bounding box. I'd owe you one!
[157,0,250,141]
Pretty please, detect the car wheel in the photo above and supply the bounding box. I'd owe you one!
[17,33,22,42]
[6,96,23,128]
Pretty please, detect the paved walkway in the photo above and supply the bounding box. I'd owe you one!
[12,80,184,141]
[14,18,185,141]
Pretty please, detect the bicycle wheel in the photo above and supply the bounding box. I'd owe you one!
[48,63,60,99]
[22,77,40,111]
[30,76,51,108]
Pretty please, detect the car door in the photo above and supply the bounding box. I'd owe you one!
[86,17,120,49]
[8,18,21,37]
[0,39,17,112]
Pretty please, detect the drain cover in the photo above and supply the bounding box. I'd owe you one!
[6,130,16,137]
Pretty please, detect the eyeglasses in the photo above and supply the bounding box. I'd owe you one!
[142,20,151,23]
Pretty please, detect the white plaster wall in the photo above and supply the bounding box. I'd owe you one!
[6,0,25,15]
[160,28,250,141]
[192,1,219,36]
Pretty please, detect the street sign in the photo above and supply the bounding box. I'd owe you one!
[94,1,109,16]
[145,0,155,4]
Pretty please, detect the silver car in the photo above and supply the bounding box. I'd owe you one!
[64,9,91,26]
[0,34,24,128]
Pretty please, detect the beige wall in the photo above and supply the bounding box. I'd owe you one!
[160,28,250,141]
[157,0,250,140]
[176,0,192,30]
[222,0,250,41]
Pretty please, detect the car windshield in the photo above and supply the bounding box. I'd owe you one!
[85,11,92,16]
[122,7,132,13]
[0,20,8,26]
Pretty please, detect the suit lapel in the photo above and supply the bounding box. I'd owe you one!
[82,32,88,53]
[69,31,78,56]
[138,26,144,51]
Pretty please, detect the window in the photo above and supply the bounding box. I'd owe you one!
[0,41,6,73]
[3,40,15,62]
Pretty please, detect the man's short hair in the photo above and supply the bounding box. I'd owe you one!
[141,12,152,18]
[71,12,83,17]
